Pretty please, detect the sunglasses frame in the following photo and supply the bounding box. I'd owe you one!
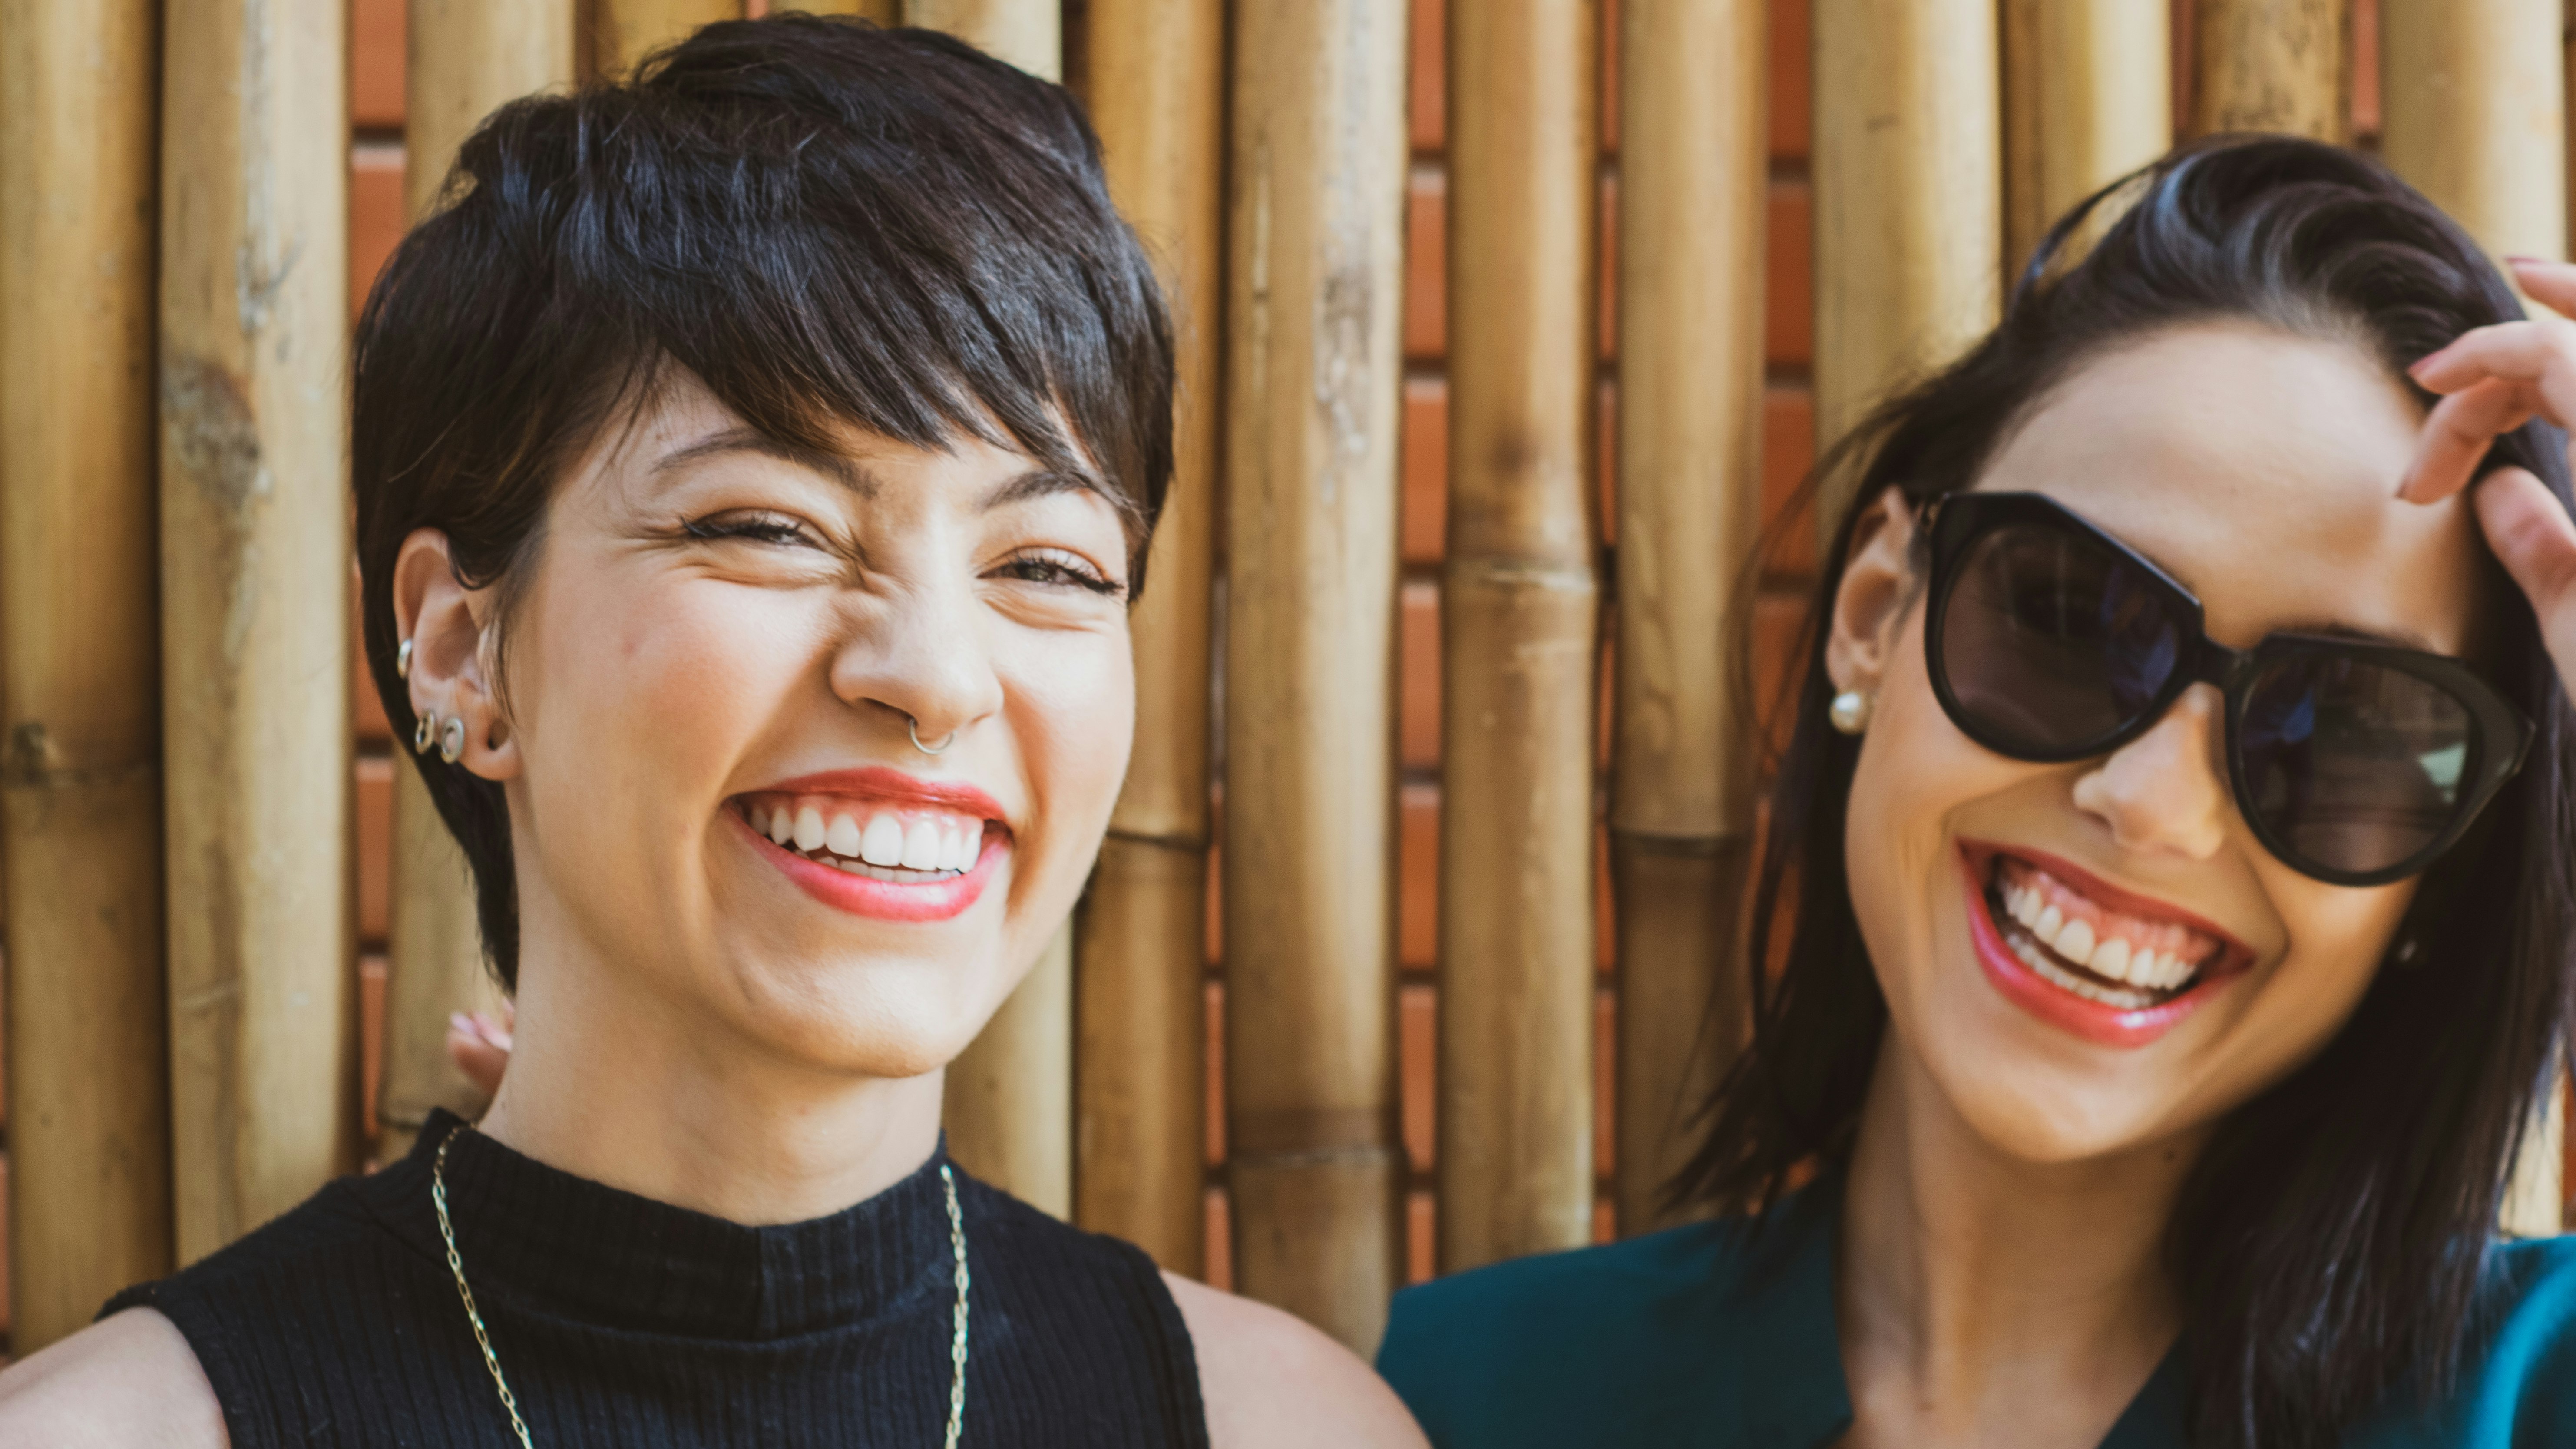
[1918,490,2534,887]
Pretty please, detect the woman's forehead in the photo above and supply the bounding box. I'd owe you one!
[1974,324,2488,655]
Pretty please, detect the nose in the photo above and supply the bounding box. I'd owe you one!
[826,580,1004,753]
[2069,684,2232,862]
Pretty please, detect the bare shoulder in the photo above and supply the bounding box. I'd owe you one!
[0,1308,228,1448]
[1163,1272,1428,1449]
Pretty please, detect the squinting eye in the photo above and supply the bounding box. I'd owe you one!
[995,549,1124,598]
[683,513,819,549]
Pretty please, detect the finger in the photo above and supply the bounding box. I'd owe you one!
[2400,377,2538,504]
[2410,321,2576,428]
[469,1009,514,1052]
[2508,257,2576,321]
[2473,466,2576,625]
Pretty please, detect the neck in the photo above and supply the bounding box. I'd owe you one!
[476,925,944,1228]
[1836,1035,2199,1447]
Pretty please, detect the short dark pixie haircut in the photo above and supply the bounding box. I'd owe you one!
[1681,138,2574,1448]
[352,15,1176,989]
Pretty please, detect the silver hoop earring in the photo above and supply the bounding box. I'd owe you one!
[907,716,959,756]
[413,711,438,755]
[439,716,466,764]
[396,638,414,679]
[1829,690,1875,736]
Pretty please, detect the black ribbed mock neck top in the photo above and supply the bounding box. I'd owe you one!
[105,1108,1207,1447]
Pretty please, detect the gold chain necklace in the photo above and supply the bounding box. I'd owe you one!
[431,1128,972,1448]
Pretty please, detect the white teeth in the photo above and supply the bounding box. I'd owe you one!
[2034,903,2063,946]
[767,806,794,845]
[2057,918,2095,968]
[900,819,943,870]
[2011,888,2040,929]
[2092,936,2131,983]
[826,812,863,859]
[939,827,966,872]
[860,814,906,867]
[2007,927,2160,1010]
[964,821,984,867]
[793,806,827,852]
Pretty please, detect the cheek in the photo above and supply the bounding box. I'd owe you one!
[2225,871,2411,1075]
[1002,628,1136,835]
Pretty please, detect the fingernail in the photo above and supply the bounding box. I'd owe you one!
[449,1012,473,1034]
[2507,254,2551,267]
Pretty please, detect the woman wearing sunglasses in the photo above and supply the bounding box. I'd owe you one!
[1379,138,2576,1447]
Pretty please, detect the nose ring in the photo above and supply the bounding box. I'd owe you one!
[907,716,959,756]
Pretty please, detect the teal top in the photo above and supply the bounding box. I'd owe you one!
[1378,1180,2576,1448]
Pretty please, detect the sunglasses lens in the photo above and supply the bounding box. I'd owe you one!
[1940,519,2186,753]
[2239,652,2476,879]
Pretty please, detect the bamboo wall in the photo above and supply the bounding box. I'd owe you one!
[0,0,2567,1359]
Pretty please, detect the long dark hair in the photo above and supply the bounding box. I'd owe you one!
[1675,136,2576,1447]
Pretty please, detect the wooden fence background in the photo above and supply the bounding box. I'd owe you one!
[0,0,2569,1361]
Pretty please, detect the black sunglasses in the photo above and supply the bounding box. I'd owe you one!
[1919,491,2533,887]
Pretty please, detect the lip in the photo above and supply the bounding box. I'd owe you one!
[1955,839,2254,1049]
[734,809,1006,922]
[756,766,1008,822]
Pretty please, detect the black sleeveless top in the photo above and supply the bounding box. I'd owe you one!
[103,1110,1209,1447]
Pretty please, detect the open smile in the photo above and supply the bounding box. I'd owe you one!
[1958,840,2253,1048]
[734,767,1012,922]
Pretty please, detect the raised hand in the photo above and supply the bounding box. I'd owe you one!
[2400,256,2576,695]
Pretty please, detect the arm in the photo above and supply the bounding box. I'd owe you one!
[1165,1273,1430,1449]
[0,1308,228,1448]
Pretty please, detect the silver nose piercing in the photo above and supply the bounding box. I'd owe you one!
[908,716,959,756]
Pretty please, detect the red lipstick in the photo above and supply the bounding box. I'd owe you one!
[1956,840,2252,1049]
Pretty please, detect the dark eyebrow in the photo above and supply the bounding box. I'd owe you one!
[652,427,873,496]
[981,466,1108,510]
[2276,619,2447,655]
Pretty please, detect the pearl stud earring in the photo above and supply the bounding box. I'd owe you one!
[1829,690,1874,736]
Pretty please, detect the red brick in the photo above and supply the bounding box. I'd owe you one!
[1762,386,1817,576]
[352,0,407,130]
[1599,172,1619,361]
[1599,0,1621,155]
[360,954,389,1141]
[1405,170,1448,361]
[350,146,407,329]
[1401,982,1435,1172]
[1594,985,1616,1178]
[1592,1196,1616,1245]
[1770,0,1809,160]
[1400,581,1442,769]
[1597,379,1617,549]
[2349,0,2380,139]
[1410,0,1446,153]
[1766,180,1812,367]
[1205,979,1227,1165]
[1402,377,1448,565]
[1408,1188,1437,1284]
[1400,784,1439,969]
[356,755,393,946]
[351,573,392,745]
[1204,1187,1232,1291]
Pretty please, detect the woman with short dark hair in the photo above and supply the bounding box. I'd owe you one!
[1379,138,2576,1448]
[0,17,1424,1447]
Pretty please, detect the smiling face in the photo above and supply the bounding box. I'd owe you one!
[466,371,1136,1079]
[1830,323,2493,1163]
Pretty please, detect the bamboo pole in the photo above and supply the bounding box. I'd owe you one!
[160,0,357,1264]
[2379,0,2571,1235]
[912,0,1071,1213]
[944,928,1074,1217]
[0,0,172,1350]
[1811,0,2002,539]
[1609,0,1765,1239]
[1223,0,1408,1350]
[2000,0,2172,275]
[902,0,1060,79]
[379,0,578,1167]
[1439,0,1600,1274]
[2188,0,2347,142]
[1071,0,1223,1275]
[589,0,742,76]
[804,0,903,21]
